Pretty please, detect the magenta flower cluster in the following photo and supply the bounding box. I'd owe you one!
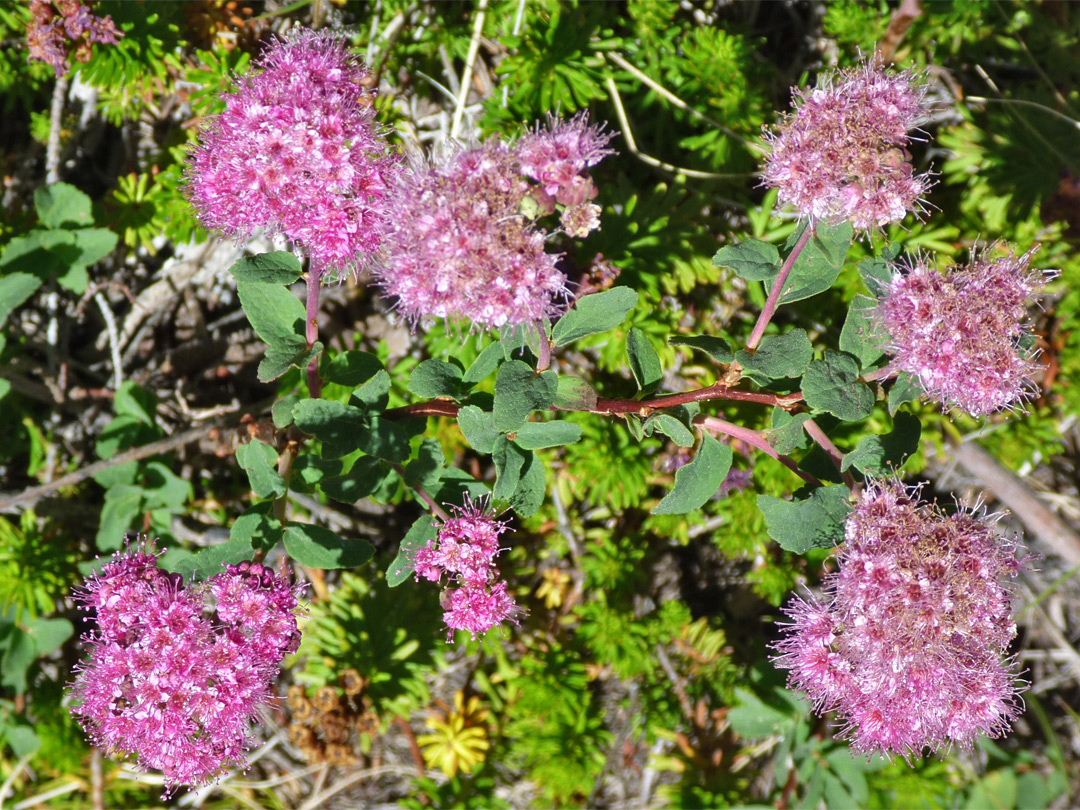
[876,246,1048,416]
[763,63,930,231]
[412,497,520,640]
[27,0,122,77]
[773,481,1024,758]
[70,550,303,791]
[186,31,398,278]
[377,114,614,328]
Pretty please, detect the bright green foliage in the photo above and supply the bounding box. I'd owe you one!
[297,569,442,720]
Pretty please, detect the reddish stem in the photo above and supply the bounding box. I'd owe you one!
[802,417,856,489]
[697,415,821,486]
[305,269,323,399]
[745,224,816,352]
[382,382,804,422]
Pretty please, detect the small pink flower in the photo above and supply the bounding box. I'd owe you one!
[186,30,398,279]
[377,115,614,329]
[516,113,615,197]
[378,140,569,328]
[762,62,930,231]
[411,496,520,639]
[875,246,1051,416]
[773,481,1025,759]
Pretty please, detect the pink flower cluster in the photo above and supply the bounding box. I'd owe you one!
[412,497,520,640]
[763,63,930,231]
[70,550,303,791]
[876,246,1049,416]
[773,481,1025,759]
[186,31,398,278]
[377,114,614,328]
[27,0,122,77]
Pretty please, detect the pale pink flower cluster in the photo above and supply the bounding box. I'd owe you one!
[186,31,398,278]
[377,114,614,328]
[763,63,930,231]
[773,481,1025,758]
[412,497,520,639]
[876,247,1049,416]
[71,551,303,791]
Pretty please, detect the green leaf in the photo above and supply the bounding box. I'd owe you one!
[512,420,584,449]
[648,413,695,447]
[236,439,286,499]
[386,515,439,587]
[35,182,93,229]
[839,297,884,369]
[292,399,366,459]
[0,379,10,402]
[229,501,283,551]
[323,350,382,387]
[802,351,875,421]
[492,435,528,501]
[734,329,813,385]
[825,749,870,806]
[712,239,780,281]
[551,286,639,345]
[0,273,43,326]
[841,411,921,476]
[283,523,375,569]
[272,393,300,428]
[291,455,343,493]
[113,381,157,425]
[356,416,411,462]
[652,432,733,515]
[727,688,796,739]
[5,725,41,758]
[1,628,35,693]
[94,414,159,459]
[770,220,853,305]
[767,410,812,455]
[492,360,557,432]
[856,245,900,296]
[408,358,463,399]
[553,375,597,410]
[457,405,499,453]
[260,338,321,383]
[626,327,662,396]
[96,484,143,551]
[351,368,391,411]
[669,334,733,364]
[510,451,546,517]
[234,280,305,343]
[233,279,312,381]
[462,341,504,385]
[164,534,261,582]
[405,438,445,491]
[888,371,923,415]
[24,617,73,656]
[0,230,75,281]
[229,251,303,285]
[320,456,387,503]
[141,462,193,510]
[757,485,852,552]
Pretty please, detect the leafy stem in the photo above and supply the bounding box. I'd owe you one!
[305,269,323,399]
[744,223,816,352]
[697,415,821,487]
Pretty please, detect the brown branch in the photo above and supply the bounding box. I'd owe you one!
[0,396,276,511]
